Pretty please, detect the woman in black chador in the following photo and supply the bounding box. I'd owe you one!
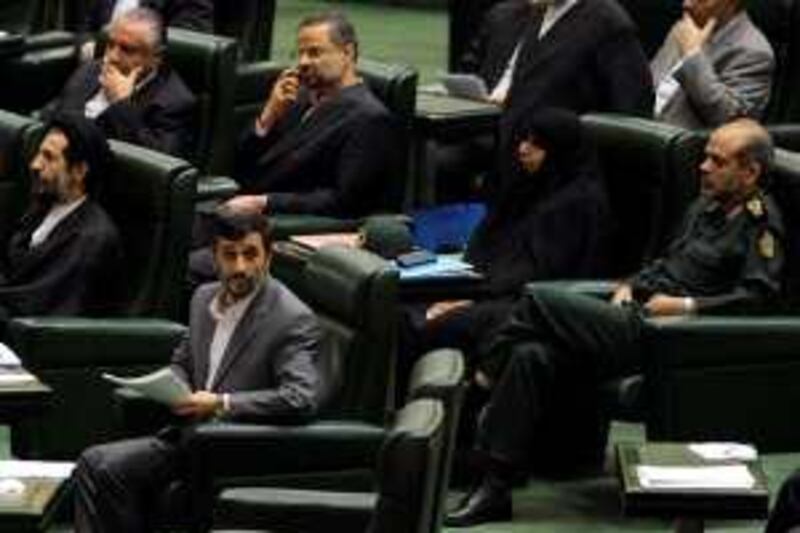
[425,107,611,361]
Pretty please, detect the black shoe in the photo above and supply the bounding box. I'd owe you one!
[444,480,512,527]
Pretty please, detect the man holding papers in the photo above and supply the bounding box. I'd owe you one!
[72,212,322,532]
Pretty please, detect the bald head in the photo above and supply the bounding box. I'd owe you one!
[715,118,774,178]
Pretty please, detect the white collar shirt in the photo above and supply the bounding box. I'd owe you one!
[30,196,87,249]
[205,287,260,390]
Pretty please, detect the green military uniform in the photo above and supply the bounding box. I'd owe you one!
[476,192,784,469]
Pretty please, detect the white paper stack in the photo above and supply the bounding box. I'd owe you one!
[637,464,755,490]
[0,460,75,479]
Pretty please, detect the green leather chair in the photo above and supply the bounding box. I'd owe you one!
[0,110,40,248]
[581,113,705,276]
[214,0,275,62]
[640,147,800,452]
[167,28,238,176]
[6,140,197,459]
[207,348,465,533]
[175,245,399,529]
[219,58,419,227]
[214,398,446,533]
[531,147,800,454]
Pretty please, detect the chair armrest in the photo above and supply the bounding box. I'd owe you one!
[642,315,800,450]
[768,124,800,152]
[196,175,240,202]
[524,279,618,300]
[6,317,186,369]
[22,31,77,51]
[188,421,386,481]
[271,215,361,240]
[644,315,800,368]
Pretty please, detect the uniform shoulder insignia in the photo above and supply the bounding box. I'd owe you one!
[759,230,776,259]
[746,197,764,218]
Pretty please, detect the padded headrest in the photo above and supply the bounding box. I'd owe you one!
[302,245,390,323]
[771,149,800,308]
[359,59,418,123]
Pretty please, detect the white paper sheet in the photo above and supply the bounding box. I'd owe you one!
[103,367,190,406]
[637,464,755,490]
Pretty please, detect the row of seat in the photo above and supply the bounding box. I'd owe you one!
[1,0,275,61]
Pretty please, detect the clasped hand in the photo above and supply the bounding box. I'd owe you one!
[172,391,221,419]
[100,62,142,103]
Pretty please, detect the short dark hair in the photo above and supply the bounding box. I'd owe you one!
[298,11,359,61]
[730,118,774,178]
[42,112,113,196]
[211,211,274,252]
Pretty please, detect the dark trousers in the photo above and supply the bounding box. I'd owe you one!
[477,286,643,472]
[767,470,800,533]
[73,435,186,533]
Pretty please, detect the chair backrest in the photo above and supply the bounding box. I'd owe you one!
[0,0,44,33]
[214,0,275,62]
[580,114,706,275]
[166,28,238,175]
[406,349,466,533]
[359,59,418,212]
[770,148,800,309]
[302,246,399,424]
[0,110,40,247]
[101,140,197,320]
[745,0,800,123]
[367,398,445,533]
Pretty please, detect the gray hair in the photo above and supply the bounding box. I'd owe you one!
[108,7,165,54]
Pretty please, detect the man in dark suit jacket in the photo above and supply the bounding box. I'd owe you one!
[441,0,653,200]
[73,212,322,533]
[45,7,196,157]
[225,11,400,218]
[0,113,122,326]
[85,0,214,33]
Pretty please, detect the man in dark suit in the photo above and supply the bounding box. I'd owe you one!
[72,211,322,533]
[440,0,653,200]
[44,7,196,157]
[224,11,400,218]
[85,0,214,33]
[0,112,122,326]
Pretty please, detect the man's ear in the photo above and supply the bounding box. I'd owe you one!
[70,161,89,188]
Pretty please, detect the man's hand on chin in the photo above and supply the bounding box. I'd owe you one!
[172,391,222,419]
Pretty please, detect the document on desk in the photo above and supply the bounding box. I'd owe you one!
[103,367,190,407]
[395,255,476,280]
[637,464,755,490]
[440,73,490,101]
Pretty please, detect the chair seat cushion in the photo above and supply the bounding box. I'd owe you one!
[216,487,375,531]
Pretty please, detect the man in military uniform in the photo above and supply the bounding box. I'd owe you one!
[446,118,784,527]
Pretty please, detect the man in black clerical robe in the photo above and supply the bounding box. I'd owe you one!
[0,113,122,328]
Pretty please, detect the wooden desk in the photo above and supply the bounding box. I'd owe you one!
[616,442,769,532]
[411,91,500,206]
[0,475,71,532]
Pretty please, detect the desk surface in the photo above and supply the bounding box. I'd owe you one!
[616,442,769,520]
[414,91,500,138]
[0,477,69,532]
